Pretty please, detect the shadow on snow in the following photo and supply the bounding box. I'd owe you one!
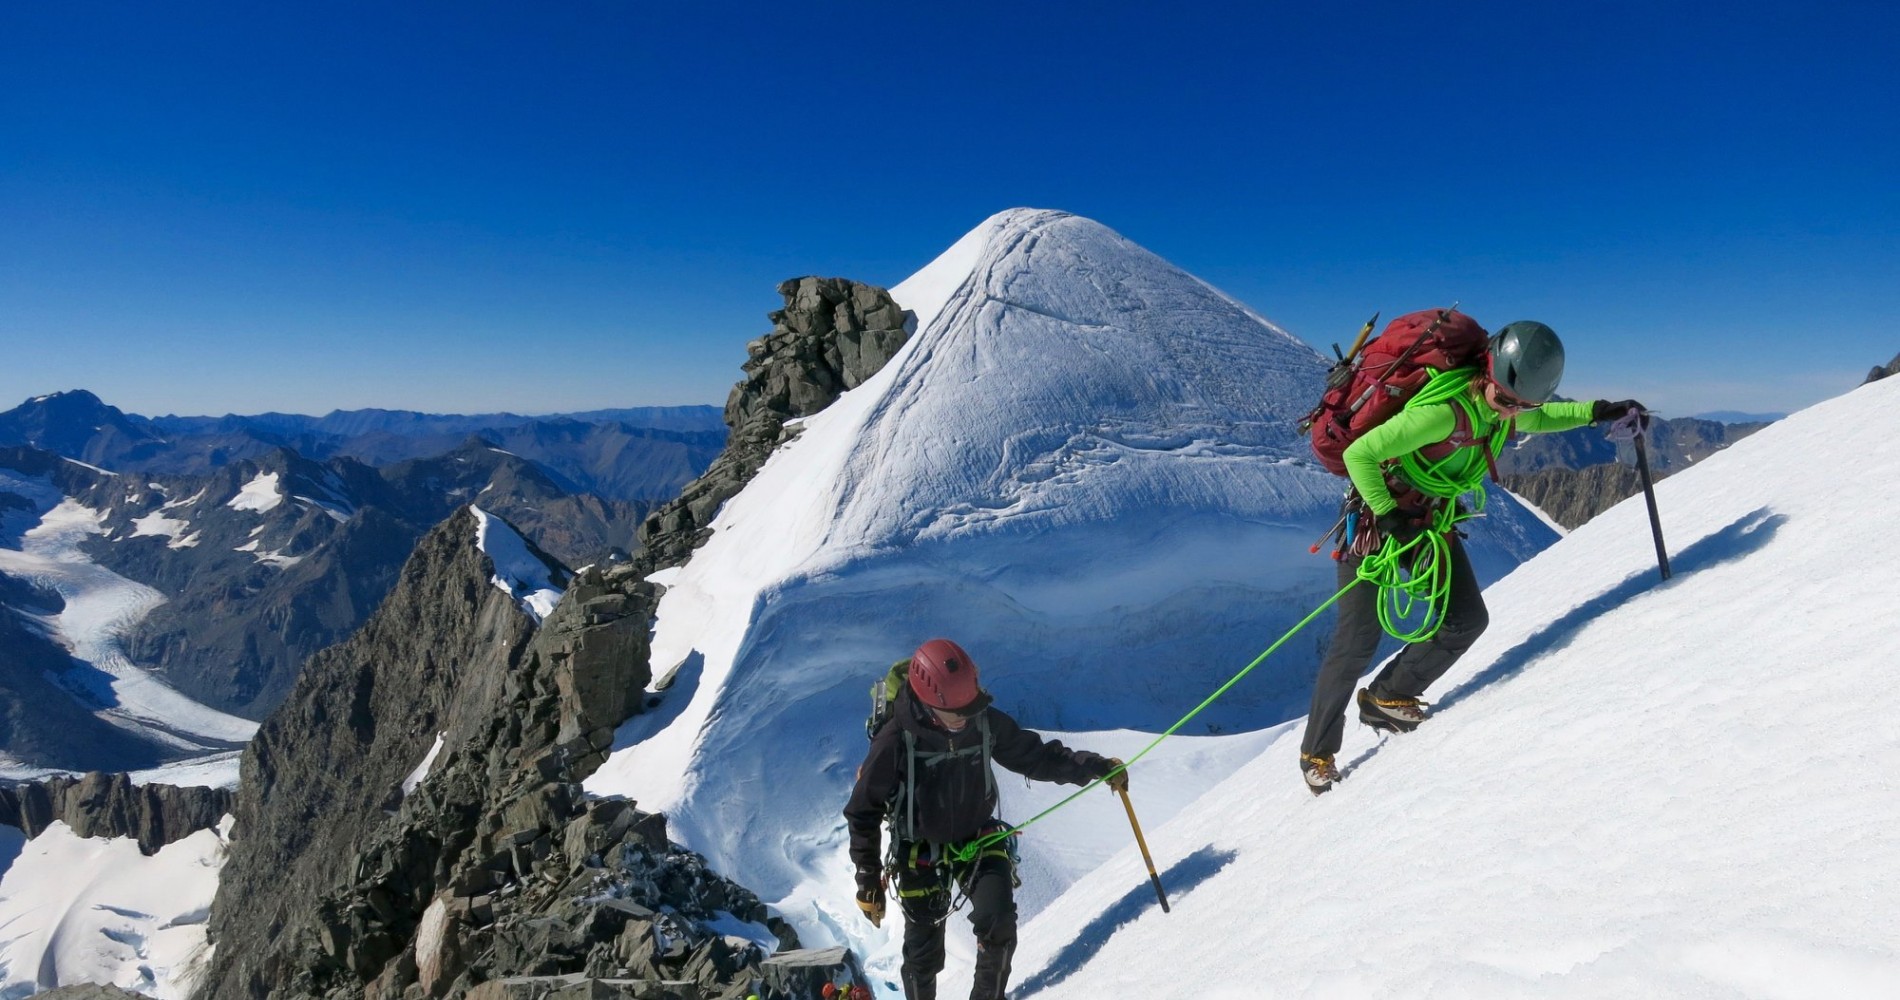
[1336,507,1785,780]
[1434,506,1786,713]
[607,648,704,753]
[1013,845,1238,999]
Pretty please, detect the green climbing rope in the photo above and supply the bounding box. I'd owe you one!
[945,573,1366,864]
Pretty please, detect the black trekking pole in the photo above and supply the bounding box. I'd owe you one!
[1610,409,1671,581]
[1117,789,1170,913]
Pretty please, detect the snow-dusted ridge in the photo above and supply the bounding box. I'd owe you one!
[471,506,564,622]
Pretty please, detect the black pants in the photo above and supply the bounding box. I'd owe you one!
[895,836,1017,1000]
[1300,534,1489,758]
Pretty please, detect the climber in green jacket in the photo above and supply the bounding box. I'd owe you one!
[1300,319,1646,794]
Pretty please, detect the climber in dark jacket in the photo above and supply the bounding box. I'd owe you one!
[844,638,1125,1000]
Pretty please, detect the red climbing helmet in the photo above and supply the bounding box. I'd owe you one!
[908,638,992,715]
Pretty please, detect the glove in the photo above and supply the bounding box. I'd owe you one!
[854,869,884,927]
[1375,507,1428,545]
[1100,757,1129,794]
[1592,399,1648,423]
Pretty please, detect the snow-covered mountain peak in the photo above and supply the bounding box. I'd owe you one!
[790,208,1334,556]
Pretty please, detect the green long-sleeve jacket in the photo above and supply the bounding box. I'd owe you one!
[1344,390,1596,515]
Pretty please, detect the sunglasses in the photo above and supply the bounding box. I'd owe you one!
[1486,379,1536,411]
[927,690,993,723]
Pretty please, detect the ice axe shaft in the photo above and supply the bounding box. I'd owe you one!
[1633,434,1672,580]
[1118,788,1170,913]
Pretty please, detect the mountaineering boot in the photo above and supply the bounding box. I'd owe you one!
[1358,687,1426,733]
[1299,753,1338,795]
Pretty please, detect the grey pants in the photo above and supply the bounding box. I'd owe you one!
[1299,534,1489,758]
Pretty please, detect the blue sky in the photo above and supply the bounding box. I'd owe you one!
[2,1,1894,418]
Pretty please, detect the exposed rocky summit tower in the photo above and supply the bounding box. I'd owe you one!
[636,278,910,568]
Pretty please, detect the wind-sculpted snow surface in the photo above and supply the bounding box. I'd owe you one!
[996,374,1900,997]
[585,209,1560,993]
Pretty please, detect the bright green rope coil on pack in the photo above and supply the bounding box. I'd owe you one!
[1355,367,1509,643]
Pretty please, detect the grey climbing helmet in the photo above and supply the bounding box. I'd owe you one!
[1487,321,1566,404]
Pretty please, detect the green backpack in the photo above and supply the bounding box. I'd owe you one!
[865,658,910,739]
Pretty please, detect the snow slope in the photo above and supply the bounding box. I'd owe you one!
[585,209,1560,984]
[0,819,229,1000]
[994,372,1900,998]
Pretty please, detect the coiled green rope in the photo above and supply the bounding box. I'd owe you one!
[1358,368,1503,642]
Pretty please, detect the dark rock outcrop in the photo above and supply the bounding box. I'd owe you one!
[0,771,232,854]
[200,510,790,1000]
[637,278,911,568]
[1495,414,1768,477]
[1503,464,1650,530]
[37,986,151,1000]
[1866,350,1900,384]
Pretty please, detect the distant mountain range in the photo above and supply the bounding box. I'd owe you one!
[0,392,730,769]
[0,391,725,503]
[1692,410,1786,424]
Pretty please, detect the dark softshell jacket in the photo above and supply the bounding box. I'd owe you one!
[844,688,1108,875]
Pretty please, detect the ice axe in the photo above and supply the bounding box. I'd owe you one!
[1117,787,1170,913]
[1608,408,1671,580]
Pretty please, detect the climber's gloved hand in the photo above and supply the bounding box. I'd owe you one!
[854,868,884,927]
[1375,507,1428,545]
[1592,399,1649,424]
[1594,399,1654,440]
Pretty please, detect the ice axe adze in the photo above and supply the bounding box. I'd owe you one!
[1117,788,1170,913]
[1610,408,1671,581]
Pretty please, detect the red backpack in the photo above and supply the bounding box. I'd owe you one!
[1301,308,1491,476]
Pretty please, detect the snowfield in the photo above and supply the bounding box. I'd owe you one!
[225,471,283,513]
[0,819,229,999]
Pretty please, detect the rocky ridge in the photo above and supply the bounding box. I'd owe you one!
[199,276,908,1000]
[1502,463,1649,531]
[0,771,232,854]
[1494,414,1770,529]
[1866,350,1900,383]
